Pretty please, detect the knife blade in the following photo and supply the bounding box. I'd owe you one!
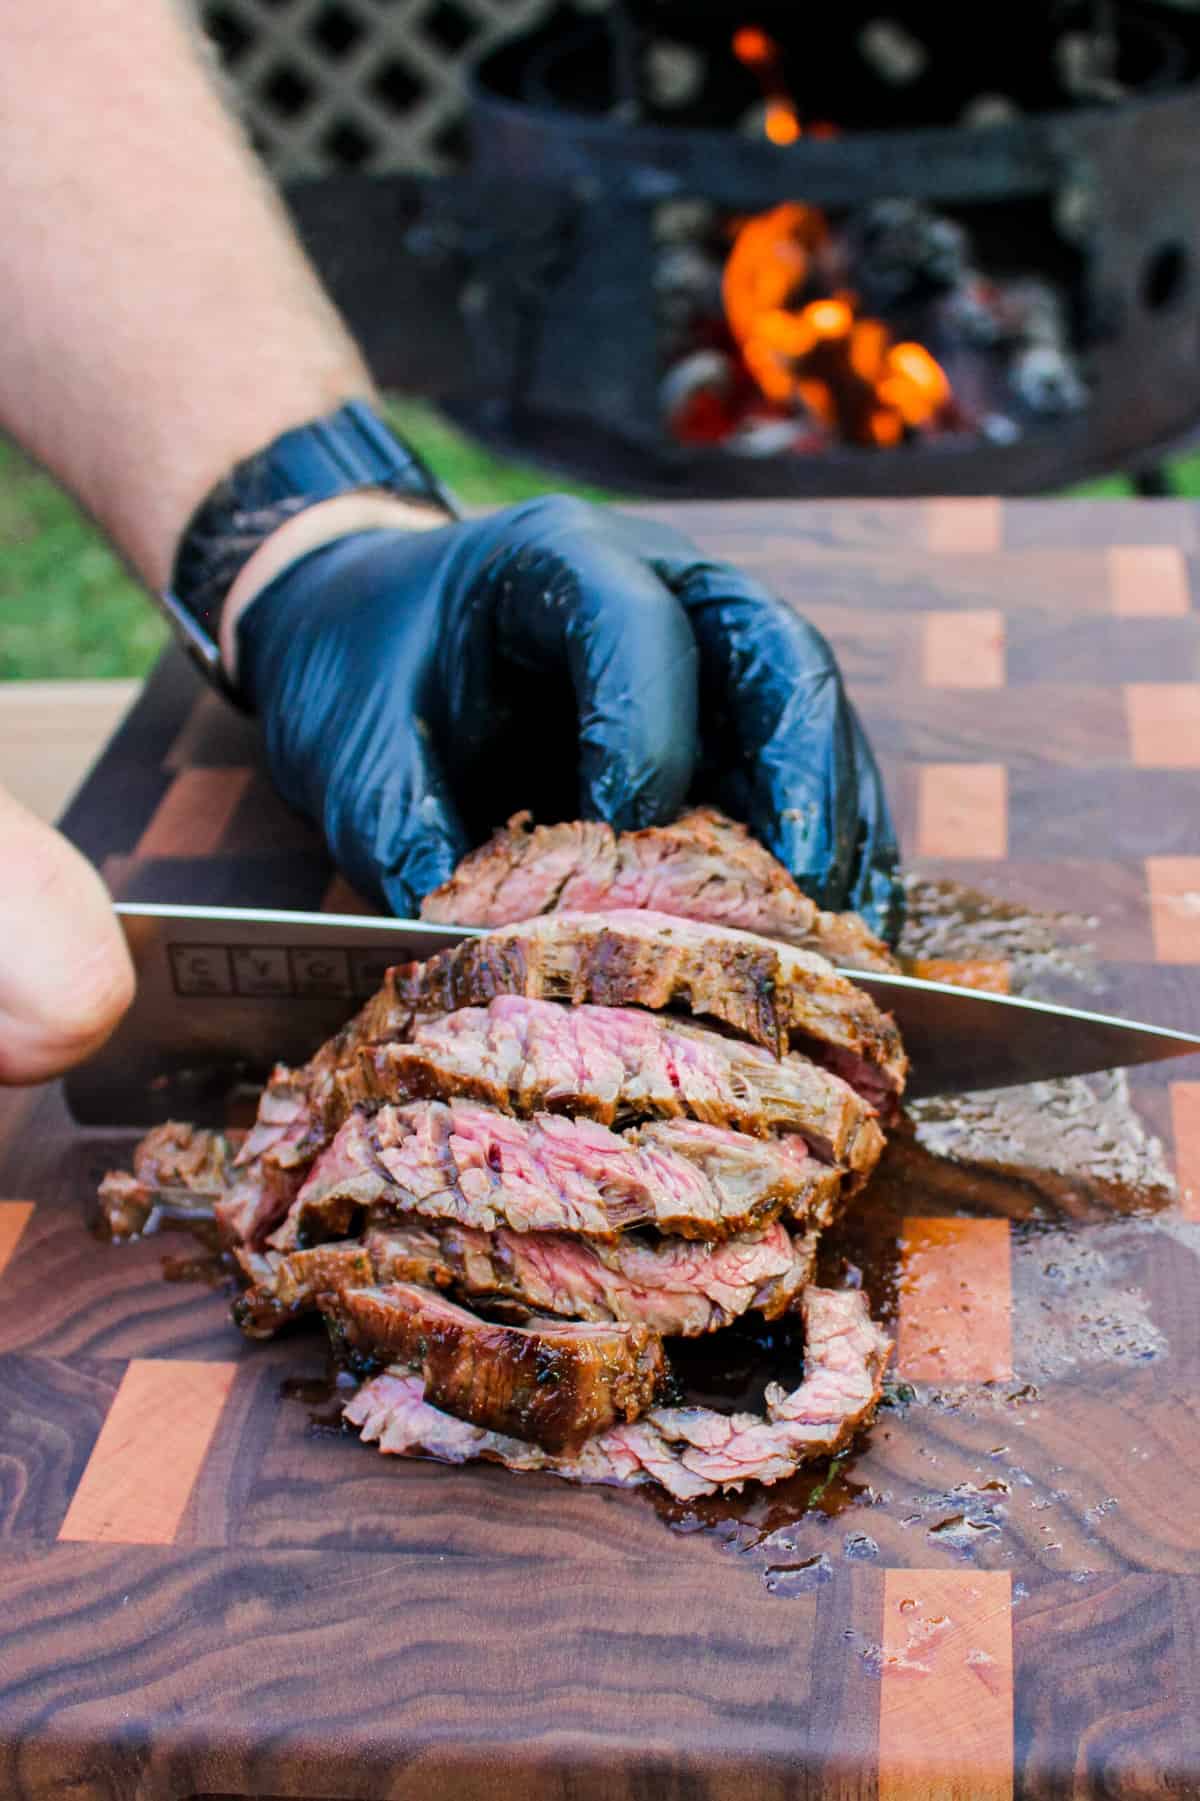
[62,901,1200,1124]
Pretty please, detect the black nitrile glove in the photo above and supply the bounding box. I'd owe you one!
[237,496,903,940]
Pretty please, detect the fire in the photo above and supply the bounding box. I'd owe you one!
[731,26,772,66]
[764,102,801,145]
[720,35,953,445]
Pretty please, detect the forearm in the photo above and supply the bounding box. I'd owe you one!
[0,1,373,591]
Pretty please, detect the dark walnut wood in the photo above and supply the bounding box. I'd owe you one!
[0,497,1198,1799]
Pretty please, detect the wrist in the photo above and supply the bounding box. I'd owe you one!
[159,399,457,705]
[220,491,448,681]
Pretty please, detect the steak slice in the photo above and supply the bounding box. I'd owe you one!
[389,910,906,1102]
[328,1280,666,1453]
[337,995,883,1173]
[402,1218,817,1337]
[233,1228,451,1338]
[419,808,897,974]
[208,969,422,1248]
[344,1285,890,1497]
[235,1214,816,1341]
[97,1122,233,1239]
[269,1101,832,1250]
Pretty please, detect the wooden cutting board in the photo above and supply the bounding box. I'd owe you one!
[2,496,1199,1801]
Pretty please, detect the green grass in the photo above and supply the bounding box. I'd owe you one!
[0,400,614,680]
[1,399,1198,680]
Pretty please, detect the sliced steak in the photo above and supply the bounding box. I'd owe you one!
[210,970,421,1248]
[270,1101,831,1250]
[234,1241,376,1338]
[420,808,897,974]
[328,1280,665,1453]
[345,1284,890,1497]
[98,1122,233,1239]
[417,1218,816,1337]
[236,1213,815,1341]
[389,910,906,1102]
[233,1228,452,1338]
[155,902,896,1252]
[338,995,883,1174]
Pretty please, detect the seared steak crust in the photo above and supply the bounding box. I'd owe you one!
[233,1230,450,1338]
[345,1284,890,1496]
[328,1280,665,1452]
[389,910,906,1099]
[420,808,896,974]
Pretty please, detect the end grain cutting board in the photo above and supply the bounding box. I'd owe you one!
[1,496,1199,1800]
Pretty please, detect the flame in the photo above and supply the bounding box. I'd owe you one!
[877,342,951,424]
[704,28,954,446]
[764,101,801,144]
[722,202,953,445]
[732,26,772,66]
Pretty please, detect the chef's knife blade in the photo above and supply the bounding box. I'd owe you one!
[848,968,1200,1099]
[62,901,1200,1124]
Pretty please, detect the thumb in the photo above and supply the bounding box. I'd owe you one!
[0,787,134,1083]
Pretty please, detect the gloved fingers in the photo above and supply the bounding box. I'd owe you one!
[477,496,700,831]
[318,715,470,919]
[844,705,905,944]
[659,560,873,912]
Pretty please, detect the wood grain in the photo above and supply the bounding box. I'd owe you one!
[925,499,1001,554]
[915,764,1008,859]
[897,1219,1013,1383]
[1125,683,1200,767]
[921,611,1005,688]
[908,957,1010,993]
[135,767,253,859]
[1146,856,1200,962]
[1108,545,1191,616]
[0,1203,33,1279]
[879,1570,1013,1801]
[58,1359,238,1545]
[1172,1082,1200,1221]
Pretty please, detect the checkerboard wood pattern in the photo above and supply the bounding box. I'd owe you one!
[3,497,1199,1799]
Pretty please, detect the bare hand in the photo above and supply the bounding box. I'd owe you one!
[0,788,133,1083]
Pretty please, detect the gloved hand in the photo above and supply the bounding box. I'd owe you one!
[237,496,903,940]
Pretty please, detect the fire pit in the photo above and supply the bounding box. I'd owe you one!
[426,0,1200,495]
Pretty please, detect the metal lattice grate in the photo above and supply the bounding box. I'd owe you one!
[199,0,556,177]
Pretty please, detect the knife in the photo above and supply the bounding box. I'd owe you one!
[62,901,1200,1125]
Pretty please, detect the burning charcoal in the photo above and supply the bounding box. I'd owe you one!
[982,414,1022,445]
[728,417,825,457]
[654,245,724,317]
[1054,179,1096,246]
[660,350,739,444]
[1009,344,1088,415]
[1056,30,1124,103]
[653,200,715,248]
[644,40,705,110]
[848,200,968,310]
[961,94,1022,128]
[939,276,1008,347]
[999,276,1071,349]
[857,18,929,86]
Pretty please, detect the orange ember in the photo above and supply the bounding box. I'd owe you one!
[722,203,953,445]
[714,27,953,445]
[732,26,773,65]
[764,102,801,145]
